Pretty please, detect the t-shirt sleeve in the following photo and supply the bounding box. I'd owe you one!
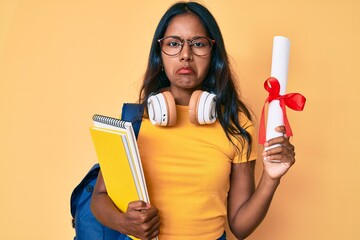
[232,113,258,164]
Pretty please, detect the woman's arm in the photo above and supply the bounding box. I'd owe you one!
[227,126,295,239]
[90,170,160,239]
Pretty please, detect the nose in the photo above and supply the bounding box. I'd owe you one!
[179,41,193,61]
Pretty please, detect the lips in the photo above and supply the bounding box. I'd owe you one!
[176,66,194,75]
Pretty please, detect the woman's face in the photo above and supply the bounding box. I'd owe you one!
[161,13,212,93]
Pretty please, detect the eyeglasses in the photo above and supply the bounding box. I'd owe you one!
[158,36,215,56]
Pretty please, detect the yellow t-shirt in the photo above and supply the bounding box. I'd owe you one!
[137,105,257,240]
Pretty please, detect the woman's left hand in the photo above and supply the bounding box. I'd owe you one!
[262,126,296,180]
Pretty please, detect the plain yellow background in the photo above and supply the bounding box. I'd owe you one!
[1,0,359,239]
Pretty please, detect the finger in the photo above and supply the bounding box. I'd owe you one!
[139,211,160,239]
[132,206,158,226]
[281,140,295,154]
[264,153,295,164]
[263,144,292,156]
[148,221,161,239]
[146,213,160,232]
[140,206,159,220]
[275,125,286,133]
[267,137,295,153]
[128,200,149,211]
[144,223,160,240]
[264,148,296,165]
[265,135,287,147]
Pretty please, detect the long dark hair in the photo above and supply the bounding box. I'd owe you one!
[138,1,253,159]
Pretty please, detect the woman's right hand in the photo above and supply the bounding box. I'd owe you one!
[122,200,160,239]
[91,171,160,239]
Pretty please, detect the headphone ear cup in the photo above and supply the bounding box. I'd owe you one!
[188,90,203,124]
[161,91,177,126]
[147,91,177,126]
[189,90,217,125]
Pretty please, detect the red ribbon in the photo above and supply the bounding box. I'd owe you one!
[259,77,306,144]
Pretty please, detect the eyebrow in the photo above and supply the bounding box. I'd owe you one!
[162,35,209,40]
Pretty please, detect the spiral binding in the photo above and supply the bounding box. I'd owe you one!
[92,114,127,128]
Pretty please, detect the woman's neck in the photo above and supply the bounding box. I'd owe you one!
[169,86,200,106]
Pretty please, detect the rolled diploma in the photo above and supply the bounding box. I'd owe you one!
[266,36,290,151]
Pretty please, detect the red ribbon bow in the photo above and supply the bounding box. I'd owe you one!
[259,77,306,144]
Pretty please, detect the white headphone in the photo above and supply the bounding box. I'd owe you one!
[147,90,217,126]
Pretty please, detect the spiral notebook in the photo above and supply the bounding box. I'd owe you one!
[90,114,149,216]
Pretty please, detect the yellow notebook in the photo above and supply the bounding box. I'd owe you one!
[90,114,150,240]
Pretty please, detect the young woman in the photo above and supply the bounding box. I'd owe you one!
[91,2,296,240]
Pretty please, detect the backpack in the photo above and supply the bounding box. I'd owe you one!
[70,103,144,240]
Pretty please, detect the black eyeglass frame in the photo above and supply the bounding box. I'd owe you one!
[158,36,216,56]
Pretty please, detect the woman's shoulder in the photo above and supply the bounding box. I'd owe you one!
[237,111,254,129]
